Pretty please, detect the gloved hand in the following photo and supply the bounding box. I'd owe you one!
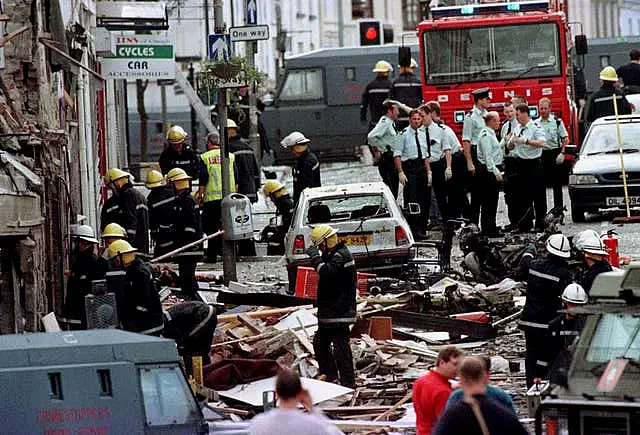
[427,171,433,187]
[444,167,453,181]
[555,152,565,165]
[512,136,527,145]
[305,245,320,258]
[399,172,408,185]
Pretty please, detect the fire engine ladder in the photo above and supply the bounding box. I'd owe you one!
[173,62,216,133]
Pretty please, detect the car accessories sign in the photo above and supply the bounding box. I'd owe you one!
[101,35,174,79]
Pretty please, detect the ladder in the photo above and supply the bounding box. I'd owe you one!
[173,63,216,133]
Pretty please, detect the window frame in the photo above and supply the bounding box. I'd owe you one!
[277,68,326,103]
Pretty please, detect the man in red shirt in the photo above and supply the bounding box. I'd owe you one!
[413,346,463,435]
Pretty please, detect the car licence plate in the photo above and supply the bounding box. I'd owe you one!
[339,234,372,246]
[606,197,640,206]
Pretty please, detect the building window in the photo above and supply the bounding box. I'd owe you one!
[403,0,421,31]
[352,0,373,19]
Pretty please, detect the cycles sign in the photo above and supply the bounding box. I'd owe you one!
[102,35,175,79]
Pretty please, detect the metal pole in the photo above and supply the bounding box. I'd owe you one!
[337,0,344,47]
[245,36,260,161]
[275,1,283,86]
[214,0,237,283]
[160,84,168,137]
[188,63,198,150]
[204,0,210,43]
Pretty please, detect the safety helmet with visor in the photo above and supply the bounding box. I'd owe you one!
[71,224,99,244]
[561,283,588,304]
[310,224,338,247]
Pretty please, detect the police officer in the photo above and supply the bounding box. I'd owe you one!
[167,168,204,300]
[509,104,547,232]
[537,98,569,209]
[227,119,260,203]
[368,100,401,198]
[163,301,218,365]
[573,230,613,294]
[106,168,150,255]
[306,224,356,388]
[584,66,632,126]
[477,111,504,237]
[62,225,102,329]
[197,131,238,262]
[395,109,432,238]
[281,131,321,203]
[390,58,422,130]
[462,88,491,225]
[145,169,175,258]
[518,233,571,387]
[100,172,123,232]
[106,239,164,336]
[500,102,519,230]
[158,125,200,178]
[361,61,393,131]
[262,180,295,255]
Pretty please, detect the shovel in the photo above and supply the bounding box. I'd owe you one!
[611,94,640,224]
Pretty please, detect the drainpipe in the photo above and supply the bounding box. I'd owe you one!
[77,50,97,230]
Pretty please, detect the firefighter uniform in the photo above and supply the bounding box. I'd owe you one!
[308,226,357,389]
[395,124,431,235]
[158,145,200,179]
[547,314,586,362]
[293,148,321,203]
[198,148,237,262]
[118,183,150,255]
[461,105,487,224]
[477,126,504,237]
[361,75,392,131]
[100,195,122,232]
[163,301,218,365]
[390,70,422,129]
[368,114,400,198]
[538,114,569,209]
[584,83,632,124]
[518,236,571,388]
[119,257,164,336]
[147,185,175,258]
[229,136,260,203]
[171,189,204,299]
[262,181,295,255]
[580,260,613,294]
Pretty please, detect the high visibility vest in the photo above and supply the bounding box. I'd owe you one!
[200,149,236,202]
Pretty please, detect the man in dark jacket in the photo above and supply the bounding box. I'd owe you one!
[518,233,571,387]
[306,224,357,388]
[361,60,393,131]
[107,168,150,255]
[62,225,103,329]
[100,172,122,232]
[262,180,295,255]
[281,131,321,203]
[106,239,164,336]
[584,66,632,125]
[145,169,175,258]
[167,168,204,299]
[390,58,422,130]
[616,48,640,92]
[227,119,260,203]
[163,301,217,365]
[158,125,200,178]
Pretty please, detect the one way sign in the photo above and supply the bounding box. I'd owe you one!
[229,25,270,42]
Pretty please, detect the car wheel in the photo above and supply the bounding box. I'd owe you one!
[571,204,587,223]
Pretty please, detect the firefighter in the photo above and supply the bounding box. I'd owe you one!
[574,230,613,294]
[518,233,572,388]
[158,125,200,178]
[461,87,491,225]
[537,98,569,209]
[106,167,150,255]
[390,58,422,130]
[167,168,204,300]
[394,109,431,239]
[262,180,294,255]
[106,239,164,336]
[368,100,401,198]
[145,169,175,258]
[281,131,321,203]
[163,301,218,365]
[100,222,127,270]
[306,224,356,388]
[584,66,632,126]
[100,172,123,232]
[197,131,238,262]
[360,60,393,131]
[477,111,504,237]
[62,225,102,330]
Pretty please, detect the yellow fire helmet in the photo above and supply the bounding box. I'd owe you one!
[145,169,165,188]
[373,60,393,73]
[106,239,137,266]
[102,222,127,240]
[310,224,338,247]
[106,168,129,183]
[599,66,618,82]
[167,125,187,144]
[263,180,286,198]
[166,167,188,182]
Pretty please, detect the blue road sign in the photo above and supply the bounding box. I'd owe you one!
[247,0,258,25]
[208,34,231,61]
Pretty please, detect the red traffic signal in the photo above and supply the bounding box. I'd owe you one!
[359,20,381,46]
[365,26,378,41]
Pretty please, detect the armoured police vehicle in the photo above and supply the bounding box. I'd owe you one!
[535,265,640,434]
[261,44,418,163]
[0,329,207,434]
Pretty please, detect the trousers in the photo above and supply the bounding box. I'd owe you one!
[313,326,355,388]
[402,159,430,234]
[378,151,399,198]
[463,147,481,225]
[202,200,222,262]
[541,148,565,209]
[178,260,199,299]
[524,329,549,388]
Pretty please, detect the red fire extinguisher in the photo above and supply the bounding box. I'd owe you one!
[602,230,620,267]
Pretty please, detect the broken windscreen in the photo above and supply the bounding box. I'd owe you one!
[306,194,390,224]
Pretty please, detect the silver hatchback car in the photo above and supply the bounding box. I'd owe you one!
[284,182,414,288]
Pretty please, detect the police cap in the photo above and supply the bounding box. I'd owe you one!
[471,87,490,100]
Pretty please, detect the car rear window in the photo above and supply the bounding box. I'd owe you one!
[306,194,391,224]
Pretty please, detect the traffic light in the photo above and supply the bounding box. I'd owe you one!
[359,20,381,46]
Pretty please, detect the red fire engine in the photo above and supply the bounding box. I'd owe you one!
[418,0,580,143]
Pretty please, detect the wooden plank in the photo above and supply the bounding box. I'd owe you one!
[389,309,497,339]
[373,391,413,422]
[237,312,265,334]
[217,305,315,322]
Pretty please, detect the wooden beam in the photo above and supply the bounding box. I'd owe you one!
[38,37,105,81]
[0,25,29,48]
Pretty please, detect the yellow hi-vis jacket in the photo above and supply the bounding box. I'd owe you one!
[200,149,236,202]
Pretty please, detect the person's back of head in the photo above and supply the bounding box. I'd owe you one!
[459,356,487,388]
[630,48,640,62]
[276,369,302,400]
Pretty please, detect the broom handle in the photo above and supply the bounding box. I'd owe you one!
[613,95,631,218]
[150,230,224,263]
